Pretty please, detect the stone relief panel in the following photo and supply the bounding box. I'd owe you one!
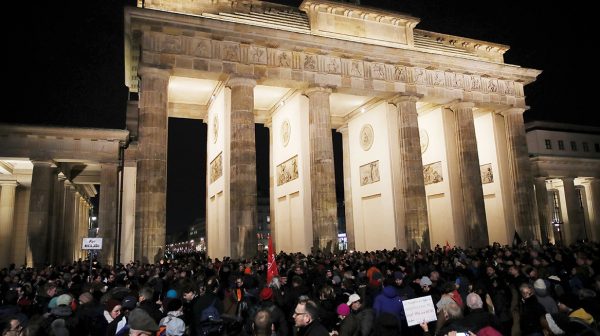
[393,65,409,82]
[161,36,183,54]
[192,38,212,58]
[221,42,240,62]
[280,119,291,147]
[413,67,427,85]
[359,124,374,151]
[303,54,318,72]
[360,160,380,186]
[432,70,446,86]
[325,57,341,74]
[470,75,482,91]
[419,128,429,154]
[480,163,494,184]
[248,46,267,64]
[370,63,386,80]
[455,73,465,89]
[277,155,299,186]
[423,161,443,185]
[212,115,219,144]
[487,78,498,93]
[210,152,223,184]
[272,50,292,68]
[347,60,364,77]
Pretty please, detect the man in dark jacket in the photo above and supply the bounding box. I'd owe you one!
[461,293,500,333]
[518,283,545,336]
[293,302,328,336]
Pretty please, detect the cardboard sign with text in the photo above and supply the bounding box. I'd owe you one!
[82,238,103,250]
[402,295,437,326]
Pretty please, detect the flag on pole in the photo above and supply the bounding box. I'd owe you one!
[267,235,279,284]
[512,231,523,247]
[444,241,451,254]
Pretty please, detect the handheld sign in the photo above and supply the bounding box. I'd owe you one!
[402,295,437,326]
[82,238,103,250]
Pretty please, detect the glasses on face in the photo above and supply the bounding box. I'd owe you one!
[293,311,307,316]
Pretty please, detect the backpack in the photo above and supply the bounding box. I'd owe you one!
[200,299,220,322]
[199,299,222,336]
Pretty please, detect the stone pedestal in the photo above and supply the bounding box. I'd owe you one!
[534,177,551,244]
[504,108,537,241]
[394,95,430,250]
[562,177,586,243]
[452,102,488,247]
[0,182,17,268]
[135,66,169,263]
[306,87,338,252]
[338,126,355,250]
[99,163,119,265]
[27,161,56,267]
[228,76,258,259]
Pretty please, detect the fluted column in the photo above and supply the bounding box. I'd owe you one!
[266,123,276,250]
[49,176,66,264]
[306,86,338,252]
[78,197,87,260]
[589,179,600,241]
[27,161,56,267]
[0,181,18,268]
[99,163,118,265]
[504,108,537,241]
[71,191,80,261]
[393,95,430,250]
[135,66,169,263]
[534,177,551,244]
[63,183,75,264]
[451,102,488,247]
[338,126,355,251]
[228,76,258,259]
[562,177,586,243]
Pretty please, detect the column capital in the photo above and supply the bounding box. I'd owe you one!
[449,101,475,111]
[0,180,18,187]
[561,176,576,183]
[137,64,171,80]
[304,85,332,96]
[389,93,422,105]
[499,106,529,117]
[30,160,56,168]
[227,76,257,88]
[337,125,349,134]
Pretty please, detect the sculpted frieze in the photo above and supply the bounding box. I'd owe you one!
[324,57,341,74]
[249,46,267,64]
[192,38,212,58]
[221,42,240,62]
[161,36,182,53]
[392,65,408,82]
[413,67,427,85]
[347,60,364,77]
[432,70,445,86]
[470,75,482,91]
[370,63,386,80]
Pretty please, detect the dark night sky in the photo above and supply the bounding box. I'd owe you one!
[4,0,598,236]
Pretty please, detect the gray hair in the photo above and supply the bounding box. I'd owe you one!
[466,293,483,309]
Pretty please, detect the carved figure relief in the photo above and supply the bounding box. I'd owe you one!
[249,46,267,64]
[360,161,380,186]
[433,71,445,86]
[471,75,481,90]
[371,63,386,79]
[414,68,426,84]
[504,81,515,95]
[222,44,240,61]
[350,61,363,77]
[487,79,498,93]
[161,36,182,53]
[278,51,291,67]
[212,115,219,144]
[393,66,407,81]
[419,128,429,154]
[303,55,317,71]
[480,163,494,184]
[423,161,443,185]
[359,124,374,151]
[327,57,341,73]
[193,39,211,58]
[210,152,223,183]
[455,74,464,89]
[281,119,291,147]
[277,155,299,186]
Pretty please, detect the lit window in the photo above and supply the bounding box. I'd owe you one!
[558,140,565,150]
[545,139,552,149]
[570,141,577,151]
[583,142,589,152]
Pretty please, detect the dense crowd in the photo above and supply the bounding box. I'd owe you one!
[1,241,599,336]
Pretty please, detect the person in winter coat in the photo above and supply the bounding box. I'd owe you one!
[159,299,185,336]
[346,294,373,336]
[372,286,404,326]
[332,304,358,336]
[533,279,558,314]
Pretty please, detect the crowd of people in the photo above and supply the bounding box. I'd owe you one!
[1,240,599,335]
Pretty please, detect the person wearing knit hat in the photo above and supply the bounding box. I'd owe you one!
[121,295,138,310]
[336,303,359,335]
[534,278,558,314]
[420,276,433,287]
[165,289,178,299]
[337,303,350,317]
[128,308,159,334]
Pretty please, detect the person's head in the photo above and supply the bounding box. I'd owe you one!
[420,276,433,292]
[293,302,318,327]
[128,308,158,335]
[440,301,462,321]
[139,287,154,302]
[79,292,94,305]
[106,299,122,319]
[182,287,196,302]
[519,283,534,300]
[336,303,351,319]
[466,293,483,310]
[347,293,361,311]
[166,298,182,313]
[252,309,272,336]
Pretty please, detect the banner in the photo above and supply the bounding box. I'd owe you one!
[267,235,279,284]
[402,295,437,326]
[82,238,103,250]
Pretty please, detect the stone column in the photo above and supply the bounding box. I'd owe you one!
[135,66,169,263]
[562,177,586,243]
[503,108,537,241]
[63,183,75,264]
[451,102,488,247]
[228,76,258,259]
[393,95,430,251]
[99,163,118,265]
[27,161,56,267]
[78,197,87,260]
[306,86,338,252]
[338,126,355,251]
[71,191,80,261]
[534,177,551,244]
[589,178,600,241]
[49,176,66,264]
[0,181,17,268]
[266,123,276,250]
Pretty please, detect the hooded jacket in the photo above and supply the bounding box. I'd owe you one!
[373,286,404,323]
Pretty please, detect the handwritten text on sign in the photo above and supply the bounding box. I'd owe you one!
[402,295,437,326]
[82,238,103,250]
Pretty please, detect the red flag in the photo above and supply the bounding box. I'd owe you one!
[267,235,279,284]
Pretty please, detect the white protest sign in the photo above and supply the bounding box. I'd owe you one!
[402,295,437,326]
[82,238,103,250]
